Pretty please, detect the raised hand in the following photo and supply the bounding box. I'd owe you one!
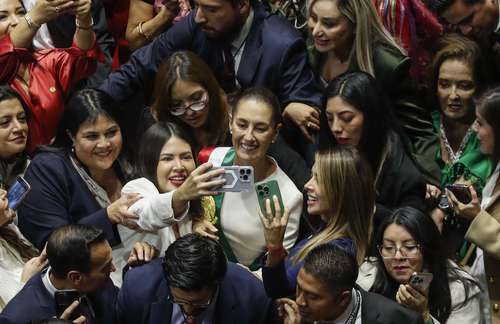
[127,241,158,267]
[446,185,481,221]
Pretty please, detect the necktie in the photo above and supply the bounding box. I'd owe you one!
[221,45,237,94]
[79,296,95,324]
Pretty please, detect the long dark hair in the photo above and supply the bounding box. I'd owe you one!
[371,207,476,323]
[319,72,392,176]
[475,86,500,166]
[136,122,202,219]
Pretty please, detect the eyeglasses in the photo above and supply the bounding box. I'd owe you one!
[378,244,421,259]
[168,285,219,309]
[170,93,208,116]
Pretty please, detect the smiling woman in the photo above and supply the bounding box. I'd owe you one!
[16,89,161,286]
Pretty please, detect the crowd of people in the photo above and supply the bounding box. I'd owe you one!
[0,0,499,322]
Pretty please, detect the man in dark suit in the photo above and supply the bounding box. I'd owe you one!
[0,225,118,324]
[278,244,425,324]
[99,0,322,142]
[117,233,280,324]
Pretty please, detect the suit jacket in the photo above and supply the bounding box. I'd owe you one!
[117,259,280,324]
[465,172,500,323]
[0,271,118,324]
[17,150,121,250]
[99,5,322,109]
[359,289,424,324]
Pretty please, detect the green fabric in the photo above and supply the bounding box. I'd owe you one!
[213,148,263,271]
[431,111,493,192]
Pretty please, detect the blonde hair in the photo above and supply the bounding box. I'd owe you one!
[309,0,405,76]
[294,147,375,265]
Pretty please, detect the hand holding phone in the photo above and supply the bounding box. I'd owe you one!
[257,180,284,215]
[213,166,254,192]
[55,290,81,320]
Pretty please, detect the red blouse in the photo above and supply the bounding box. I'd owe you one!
[0,34,103,153]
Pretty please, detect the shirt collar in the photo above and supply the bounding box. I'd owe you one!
[42,267,58,298]
[231,8,254,50]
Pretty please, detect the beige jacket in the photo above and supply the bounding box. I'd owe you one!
[466,179,500,324]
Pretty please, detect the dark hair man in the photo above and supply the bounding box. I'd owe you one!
[0,224,118,324]
[117,233,280,323]
[278,244,425,324]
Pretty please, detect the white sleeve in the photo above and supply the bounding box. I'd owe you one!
[121,178,189,231]
[446,276,481,324]
[280,175,303,251]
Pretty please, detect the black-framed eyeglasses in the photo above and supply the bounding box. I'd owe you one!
[167,284,219,309]
[170,93,209,116]
[377,244,421,259]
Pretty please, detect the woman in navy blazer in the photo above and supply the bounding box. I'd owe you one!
[18,89,139,250]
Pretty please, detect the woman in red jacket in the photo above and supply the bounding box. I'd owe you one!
[0,0,102,153]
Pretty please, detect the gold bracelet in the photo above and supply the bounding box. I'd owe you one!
[24,13,41,31]
[75,17,94,30]
[138,21,151,40]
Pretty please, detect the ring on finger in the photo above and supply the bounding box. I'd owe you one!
[307,122,312,128]
[55,6,60,13]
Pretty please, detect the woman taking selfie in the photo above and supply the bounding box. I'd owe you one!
[0,0,101,152]
[197,87,303,270]
[122,121,224,250]
[448,86,500,324]
[261,146,374,298]
[358,207,481,323]
[0,86,47,310]
[319,72,426,231]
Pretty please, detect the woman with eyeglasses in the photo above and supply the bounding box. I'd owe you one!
[357,207,480,323]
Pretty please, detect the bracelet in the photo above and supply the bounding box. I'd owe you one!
[24,13,41,31]
[75,17,94,30]
[138,21,151,40]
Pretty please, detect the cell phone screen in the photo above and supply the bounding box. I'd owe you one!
[7,177,31,210]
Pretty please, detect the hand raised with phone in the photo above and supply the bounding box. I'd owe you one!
[173,162,226,203]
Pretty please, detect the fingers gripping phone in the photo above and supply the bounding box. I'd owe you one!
[214,166,254,192]
[55,289,81,320]
[7,176,31,210]
[445,184,472,204]
[256,180,285,216]
[409,272,433,292]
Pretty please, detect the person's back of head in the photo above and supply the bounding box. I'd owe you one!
[296,244,358,322]
[163,233,227,290]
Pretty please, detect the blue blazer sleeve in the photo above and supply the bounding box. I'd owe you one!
[17,152,120,249]
[99,12,198,102]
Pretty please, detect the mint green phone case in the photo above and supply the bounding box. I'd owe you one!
[256,180,285,216]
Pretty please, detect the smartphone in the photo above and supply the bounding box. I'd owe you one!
[6,176,31,210]
[408,272,433,292]
[445,184,472,204]
[214,166,254,192]
[256,180,285,216]
[55,289,81,319]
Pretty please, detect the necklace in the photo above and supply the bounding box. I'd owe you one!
[439,118,473,165]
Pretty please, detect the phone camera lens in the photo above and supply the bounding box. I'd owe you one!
[245,169,251,175]
[240,169,245,175]
[264,187,269,193]
[257,185,262,190]
[242,175,248,181]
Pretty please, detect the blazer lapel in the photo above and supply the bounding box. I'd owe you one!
[359,290,384,324]
[147,280,172,324]
[236,8,265,88]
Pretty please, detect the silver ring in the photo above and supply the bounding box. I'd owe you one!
[55,6,60,13]
[307,122,312,128]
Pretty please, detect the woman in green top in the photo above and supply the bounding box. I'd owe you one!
[427,34,492,261]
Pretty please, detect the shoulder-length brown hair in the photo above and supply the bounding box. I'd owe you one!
[151,51,229,147]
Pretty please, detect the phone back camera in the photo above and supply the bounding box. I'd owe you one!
[240,169,245,175]
[242,175,248,181]
[245,169,251,175]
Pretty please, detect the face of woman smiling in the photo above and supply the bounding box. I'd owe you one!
[71,114,122,174]
[230,98,279,166]
[170,79,210,129]
[303,164,330,218]
[156,136,196,193]
[308,0,354,55]
[0,98,28,159]
[0,0,25,39]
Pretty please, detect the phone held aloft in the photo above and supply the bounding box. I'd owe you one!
[445,184,472,204]
[256,180,284,215]
[213,166,254,192]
